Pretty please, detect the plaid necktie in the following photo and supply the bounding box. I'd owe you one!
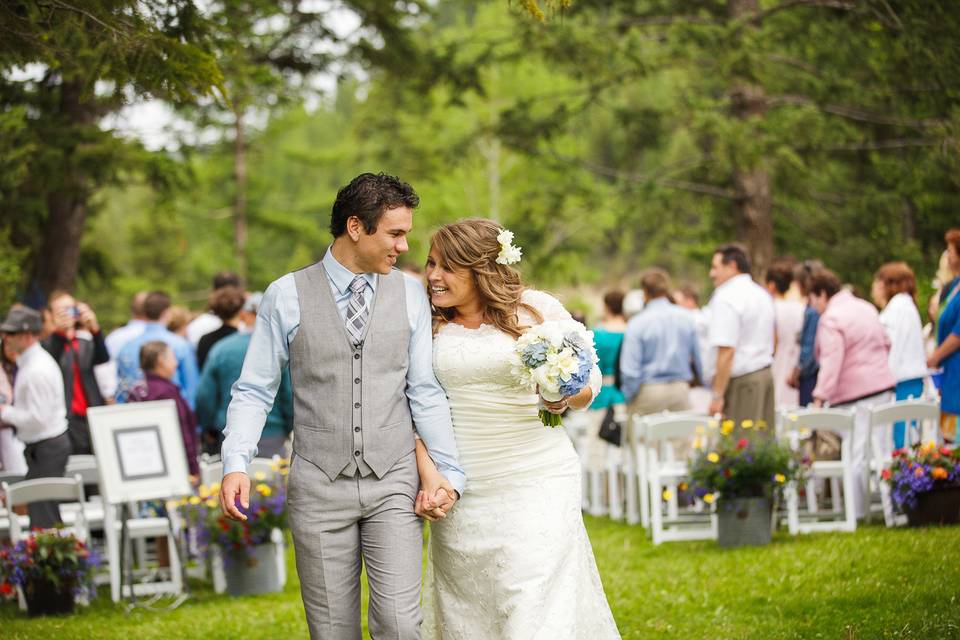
[345,276,369,345]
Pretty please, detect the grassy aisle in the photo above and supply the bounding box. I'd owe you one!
[3,517,959,639]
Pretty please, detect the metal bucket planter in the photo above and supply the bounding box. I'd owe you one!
[24,579,75,616]
[717,496,772,548]
[219,529,286,596]
[906,485,960,527]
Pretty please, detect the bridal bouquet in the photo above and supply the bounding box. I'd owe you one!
[512,319,597,427]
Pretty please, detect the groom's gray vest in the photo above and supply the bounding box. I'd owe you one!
[289,262,415,481]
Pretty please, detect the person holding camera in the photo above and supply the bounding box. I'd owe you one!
[41,291,110,455]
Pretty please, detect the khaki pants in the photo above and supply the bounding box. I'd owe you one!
[724,366,775,439]
[628,380,692,457]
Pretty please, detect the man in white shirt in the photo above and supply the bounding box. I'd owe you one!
[0,305,71,528]
[707,244,776,433]
[186,271,241,349]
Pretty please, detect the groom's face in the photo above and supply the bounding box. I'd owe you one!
[354,206,413,274]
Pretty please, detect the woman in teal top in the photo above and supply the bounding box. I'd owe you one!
[583,291,627,518]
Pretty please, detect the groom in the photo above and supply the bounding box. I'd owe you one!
[219,172,465,639]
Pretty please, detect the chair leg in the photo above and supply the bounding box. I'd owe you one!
[624,451,639,525]
[607,450,623,521]
[830,478,842,514]
[167,526,183,595]
[805,478,818,514]
[786,482,799,535]
[636,445,650,529]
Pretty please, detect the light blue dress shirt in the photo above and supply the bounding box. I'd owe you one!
[619,297,702,402]
[221,248,466,494]
[105,319,147,359]
[115,322,201,409]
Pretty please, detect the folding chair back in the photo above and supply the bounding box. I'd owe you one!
[1,475,88,543]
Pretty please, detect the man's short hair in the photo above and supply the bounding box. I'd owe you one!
[678,285,699,307]
[329,173,419,237]
[139,340,170,372]
[131,291,148,316]
[640,268,671,300]
[793,259,824,296]
[143,291,172,321]
[714,243,750,274]
[212,271,241,290]
[809,269,842,299]
[765,258,795,295]
[209,286,245,321]
[602,290,625,316]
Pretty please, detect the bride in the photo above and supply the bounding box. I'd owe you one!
[414,218,620,639]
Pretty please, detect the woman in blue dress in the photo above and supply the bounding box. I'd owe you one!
[928,228,960,443]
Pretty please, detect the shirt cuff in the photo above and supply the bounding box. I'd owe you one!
[438,466,466,496]
[223,454,251,476]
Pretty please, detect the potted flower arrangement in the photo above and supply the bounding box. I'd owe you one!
[174,463,289,596]
[883,442,960,526]
[0,529,99,616]
[690,420,801,548]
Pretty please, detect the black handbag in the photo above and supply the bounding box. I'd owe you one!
[597,406,623,447]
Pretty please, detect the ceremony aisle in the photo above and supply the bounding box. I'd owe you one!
[3,517,959,639]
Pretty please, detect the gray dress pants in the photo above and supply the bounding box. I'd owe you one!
[288,450,423,640]
[23,431,72,529]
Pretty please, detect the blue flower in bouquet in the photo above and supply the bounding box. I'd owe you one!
[520,341,550,369]
[558,349,594,397]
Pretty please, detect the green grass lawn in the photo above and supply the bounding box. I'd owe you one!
[4,517,960,639]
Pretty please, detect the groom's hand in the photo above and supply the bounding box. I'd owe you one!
[220,471,251,521]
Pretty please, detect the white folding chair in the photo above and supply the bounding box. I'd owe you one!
[2,475,89,611]
[61,455,106,533]
[627,415,649,528]
[867,399,941,527]
[780,408,857,535]
[642,412,717,545]
[0,472,27,539]
[199,453,224,488]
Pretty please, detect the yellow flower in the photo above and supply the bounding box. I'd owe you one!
[189,496,201,505]
[662,489,673,501]
[703,493,716,504]
[774,473,786,483]
[198,485,211,499]
[695,426,706,435]
[721,420,735,435]
[708,419,719,429]
[693,436,705,450]
[254,471,267,481]
[210,482,221,494]
[256,483,272,497]
[788,413,798,422]
[757,420,768,430]
[741,419,754,429]
[206,498,218,509]
[270,461,281,472]
[707,452,720,463]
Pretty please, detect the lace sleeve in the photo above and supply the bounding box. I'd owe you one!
[520,290,602,406]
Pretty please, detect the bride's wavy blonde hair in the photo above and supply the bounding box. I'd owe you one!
[429,218,542,338]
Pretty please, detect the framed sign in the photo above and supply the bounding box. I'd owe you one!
[88,401,192,505]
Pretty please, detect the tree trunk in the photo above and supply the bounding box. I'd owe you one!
[728,0,774,279]
[34,78,95,297]
[233,106,248,286]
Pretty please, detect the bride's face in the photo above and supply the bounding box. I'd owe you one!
[426,248,478,310]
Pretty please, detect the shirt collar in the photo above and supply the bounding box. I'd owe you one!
[17,341,42,367]
[644,297,671,311]
[322,247,377,295]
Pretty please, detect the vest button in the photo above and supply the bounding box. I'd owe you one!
[354,354,360,360]
[354,402,361,408]
[354,450,361,457]
[354,427,360,433]
[354,377,360,384]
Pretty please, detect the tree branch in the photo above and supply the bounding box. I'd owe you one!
[766,94,947,128]
[746,0,857,25]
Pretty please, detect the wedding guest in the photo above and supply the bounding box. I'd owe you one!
[41,291,110,455]
[872,262,927,448]
[105,291,149,357]
[165,305,192,339]
[765,259,805,409]
[674,285,713,414]
[621,269,701,416]
[186,271,241,350]
[707,244,775,431]
[787,260,823,406]
[0,339,27,477]
[582,290,627,516]
[928,228,960,443]
[196,286,245,370]
[129,341,200,476]
[197,328,294,458]
[116,291,200,407]
[810,269,895,518]
[0,306,70,528]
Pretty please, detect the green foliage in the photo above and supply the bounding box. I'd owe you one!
[690,425,801,500]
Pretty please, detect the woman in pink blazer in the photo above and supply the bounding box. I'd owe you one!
[809,269,895,519]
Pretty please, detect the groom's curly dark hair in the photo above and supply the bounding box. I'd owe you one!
[330,172,420,237]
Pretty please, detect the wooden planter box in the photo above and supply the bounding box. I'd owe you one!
[906,485,960,527]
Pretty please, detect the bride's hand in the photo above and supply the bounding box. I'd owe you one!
[414,438,459,521]
[541,396,569,414]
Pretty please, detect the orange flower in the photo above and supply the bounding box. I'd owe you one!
[914,467,925,477]
[931,467,949,481]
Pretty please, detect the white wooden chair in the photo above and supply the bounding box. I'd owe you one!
[642,412,717,545]
[626,415,649,528]
[780,408,857,534]
[60,455,106,533]
[0,472,27,539]
[1,475,90,611]
[867,399,941,527]
[199,453,223,488]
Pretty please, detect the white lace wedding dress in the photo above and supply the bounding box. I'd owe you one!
[422,289,621,639]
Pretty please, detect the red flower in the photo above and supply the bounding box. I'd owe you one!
[881,469,891,481]
[737,438,749,450]
[892,448,907,458]
[0,582,12,596]
[723,469,733,478]
[940,447,952,456]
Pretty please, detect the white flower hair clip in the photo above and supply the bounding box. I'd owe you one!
[496,228,523,265]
